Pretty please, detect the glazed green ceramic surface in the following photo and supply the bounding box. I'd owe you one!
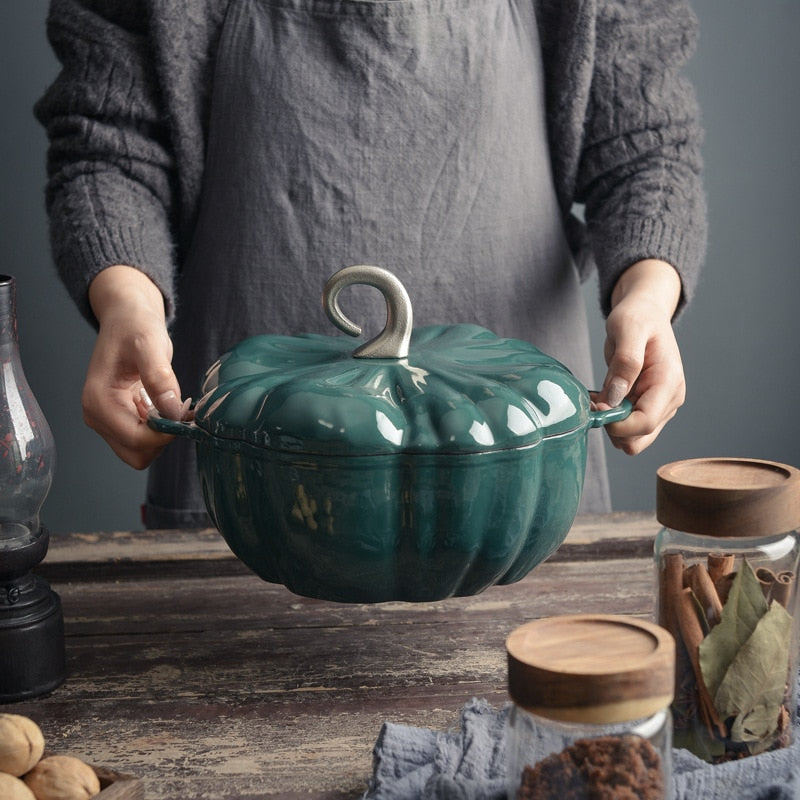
[195,324,592,454]
[194,441,559,602]
[152,322,629,602]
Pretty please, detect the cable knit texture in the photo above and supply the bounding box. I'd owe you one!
[35,0,706,325]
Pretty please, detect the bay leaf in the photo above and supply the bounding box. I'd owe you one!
[730,703,782,754]
[713,600,792,745]
[699,560,769,699]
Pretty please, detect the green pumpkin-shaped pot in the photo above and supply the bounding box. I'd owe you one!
[150,266,629,602]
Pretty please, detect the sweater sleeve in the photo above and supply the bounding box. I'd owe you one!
[576,0,707,317]
[34,0,178,326]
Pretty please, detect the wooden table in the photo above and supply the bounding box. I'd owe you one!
[12,513,659,799]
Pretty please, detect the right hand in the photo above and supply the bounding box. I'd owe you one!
[83,265,189,469]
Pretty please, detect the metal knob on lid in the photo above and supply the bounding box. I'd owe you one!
[322,264,413,359]
[656,457,800,537]
[506,614,675,724]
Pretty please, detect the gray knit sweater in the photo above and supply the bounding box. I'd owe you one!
[35,0,706,326]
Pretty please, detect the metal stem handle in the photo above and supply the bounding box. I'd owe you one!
[322,265,413,359]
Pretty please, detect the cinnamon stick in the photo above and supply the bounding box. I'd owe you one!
[677,587,726,739]
[715,572,737,606]
[686,564,723,627]
[659,553,698,711]
[660,553,684,638]
[757,567,777,603]
[770,570,795,609]
[750,566,796,609]
[707,553,735,585]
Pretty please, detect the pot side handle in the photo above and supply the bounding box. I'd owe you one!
[588,397,633,429]
[146,413,208,441]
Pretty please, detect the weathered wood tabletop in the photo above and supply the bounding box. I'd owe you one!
[11,512,659,799]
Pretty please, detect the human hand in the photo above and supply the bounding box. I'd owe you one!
[82,265,189,469]
[593,259,685,455]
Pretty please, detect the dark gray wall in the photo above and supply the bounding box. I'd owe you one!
[587,0,800,511]
[1,1,798,533]
[1,1,148,535]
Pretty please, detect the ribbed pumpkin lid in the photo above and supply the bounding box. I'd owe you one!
[193,264,598,455]
[656,458,800,537]
[506,615,674,724]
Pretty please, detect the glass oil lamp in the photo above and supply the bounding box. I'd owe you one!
[0,274,66,702]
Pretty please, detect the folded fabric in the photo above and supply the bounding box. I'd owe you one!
[365,698,800,800]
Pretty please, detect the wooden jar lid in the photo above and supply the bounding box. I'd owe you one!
[657,457,800,537]
[506,615,674,724]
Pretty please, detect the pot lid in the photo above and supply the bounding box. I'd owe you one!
[506,615,675,724]
[192,266,593,456]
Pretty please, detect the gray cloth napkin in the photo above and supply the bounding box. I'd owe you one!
[365,697,800,800]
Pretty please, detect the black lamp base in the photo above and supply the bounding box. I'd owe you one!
[0,527,67,703]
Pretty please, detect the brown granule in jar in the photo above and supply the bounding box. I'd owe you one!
[516,734,665,800]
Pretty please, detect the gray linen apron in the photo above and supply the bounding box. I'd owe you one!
[144,0,611,528]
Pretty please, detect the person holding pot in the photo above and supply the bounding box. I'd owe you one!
[35,0,705,529]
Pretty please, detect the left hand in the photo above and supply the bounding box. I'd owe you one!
[593,259,686,455]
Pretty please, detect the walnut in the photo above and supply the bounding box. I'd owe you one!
[0,772,37,800]
[23,755,101,800]
[0,714,45,777]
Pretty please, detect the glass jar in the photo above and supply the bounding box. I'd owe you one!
[655,457,800,763]
[505,614,675,800]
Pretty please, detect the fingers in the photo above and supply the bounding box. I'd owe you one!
[81,305,188,469]
[82,376,175,470]
[137,360,185,421]
[136,386,192,422]
[597,340,647,411]
[597,290,686,456]
[603,378,684,455]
